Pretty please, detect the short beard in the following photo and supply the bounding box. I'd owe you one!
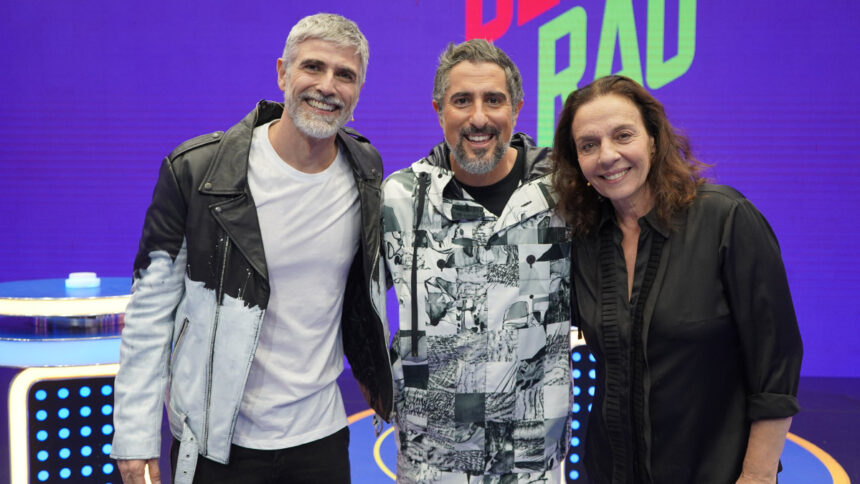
[285,90,355,139]
[448,127,509,175]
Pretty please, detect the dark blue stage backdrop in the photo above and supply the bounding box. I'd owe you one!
[1,1,858,377]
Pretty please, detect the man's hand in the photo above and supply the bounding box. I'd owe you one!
[118,458,161,484]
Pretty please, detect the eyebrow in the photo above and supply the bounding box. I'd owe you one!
[299,58,358,77]
[336,66,358,78]
[448,90,508,99]
[573,133,597,144]
[574,122,639,141]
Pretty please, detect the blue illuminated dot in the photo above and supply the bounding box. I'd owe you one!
[59,448,71,459]
[81,465,93,477]
[102,424,114,435]
[79,386,91,397]
[101,404,113,416]
[80,426,92,437]
[59,428,70,439]
[35,390,47,401]
[571,436,581,447]
[37,450,49,461]
[57,388,70,399]
[569,470,580,480]
[35,410,48,421]
[58,408,70,419]
[571,420,581,430]
[573,386,581,396]
[102,443,112,455]
[60,467,71,479]
[589,354,596,362]
[80,406,92,417]
[102,463,115,474]
[588,403,592,412]
[572,403,581,413]
[81,445,93,457]
[101,385,113,396]
[588,386,595,397]
[572,352,582,362]
[569,453,580,463]
[572,369,582,379]
[37,470,49,481]
[589,369,596,379]
[36,430,48,441]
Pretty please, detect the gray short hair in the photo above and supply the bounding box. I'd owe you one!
[282,13,369,84]
[433,39,523,112]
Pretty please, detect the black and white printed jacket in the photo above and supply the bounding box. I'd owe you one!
[382,133,572,478]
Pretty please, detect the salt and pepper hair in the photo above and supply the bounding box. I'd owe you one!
[282,13,369,84]
[433,39,523,113]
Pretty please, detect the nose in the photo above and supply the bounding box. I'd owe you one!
[317,71,336,95]
[598,141,619,166]
[469,101,489,128]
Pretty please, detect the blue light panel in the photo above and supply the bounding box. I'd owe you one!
[25,376,119,482]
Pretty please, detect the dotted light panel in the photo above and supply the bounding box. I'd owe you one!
[28,377,118,482]
[567,345,596,483]
[8,365,120,484]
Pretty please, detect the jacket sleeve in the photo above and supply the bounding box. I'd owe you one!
[111,158,188,460]
[720,198,803,421]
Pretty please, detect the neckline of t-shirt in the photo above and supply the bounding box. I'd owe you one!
[256,120,343,183]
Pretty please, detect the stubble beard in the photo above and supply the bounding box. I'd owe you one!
[448,127,510,175]
[285,90,355,139]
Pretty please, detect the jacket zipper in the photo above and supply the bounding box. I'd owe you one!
[411,173,430,357]
[169,317,191,381]
[202,235,229,454]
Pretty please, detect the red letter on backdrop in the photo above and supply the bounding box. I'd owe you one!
[465,0,513,41]
[518,0,559,26]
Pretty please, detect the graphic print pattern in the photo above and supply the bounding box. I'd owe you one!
[383,159,571,481]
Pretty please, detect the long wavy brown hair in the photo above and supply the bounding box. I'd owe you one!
[552,75,708,235]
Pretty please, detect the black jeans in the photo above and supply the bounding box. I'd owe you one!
[170,426,350,484]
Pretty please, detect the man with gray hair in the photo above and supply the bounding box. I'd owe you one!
[111,13,392,484]
[382,39,571,482]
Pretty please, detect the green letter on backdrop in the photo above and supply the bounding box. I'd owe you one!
[647,0,697,89]
[595,0,643,84]
[537,6,587,147]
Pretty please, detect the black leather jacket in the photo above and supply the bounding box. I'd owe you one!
[113,100,392,465]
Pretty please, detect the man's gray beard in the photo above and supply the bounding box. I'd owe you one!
[449,135,508,175]
[285,92,354,139]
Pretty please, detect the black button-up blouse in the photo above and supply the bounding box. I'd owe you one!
[572,184,803,484]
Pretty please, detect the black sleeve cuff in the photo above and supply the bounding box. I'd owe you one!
[747,392,800,420]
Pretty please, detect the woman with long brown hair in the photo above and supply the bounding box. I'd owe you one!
[553,75,802,483]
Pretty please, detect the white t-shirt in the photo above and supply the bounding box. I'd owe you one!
[232,120,360,449]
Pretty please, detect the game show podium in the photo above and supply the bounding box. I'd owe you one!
[0,276,130,483]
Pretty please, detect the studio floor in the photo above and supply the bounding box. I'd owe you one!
[339,374,859,483]
[1,369,855,483]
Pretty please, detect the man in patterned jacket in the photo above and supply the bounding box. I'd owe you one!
[382,39,571,483]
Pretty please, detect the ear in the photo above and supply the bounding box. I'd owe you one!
[276,58,287,92]
[432,99,443,126]
[512,99,524,124]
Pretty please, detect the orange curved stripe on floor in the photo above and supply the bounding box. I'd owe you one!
[347,408,376,424]
[785,432,851,483]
